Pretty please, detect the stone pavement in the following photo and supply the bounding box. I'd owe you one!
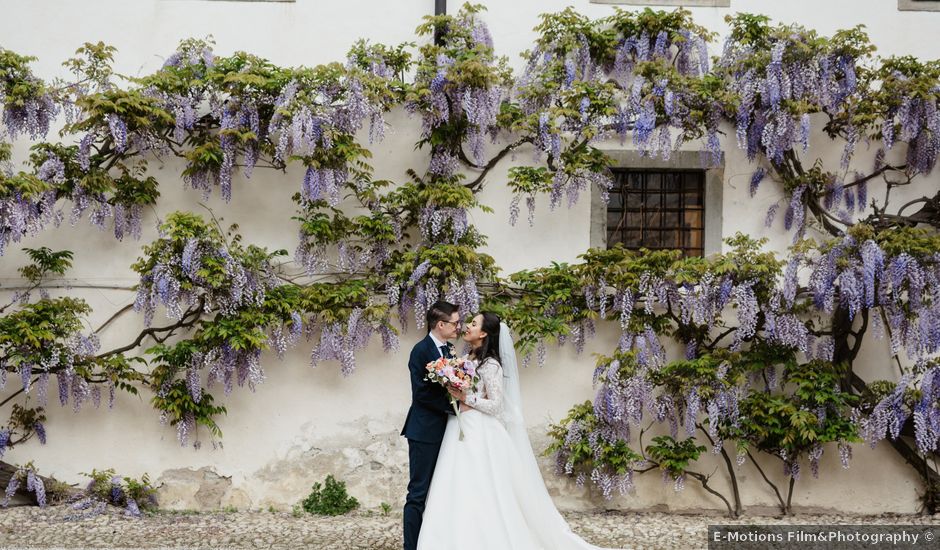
[0,506,937,549]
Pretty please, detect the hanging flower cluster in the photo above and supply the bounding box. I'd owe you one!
[546,400,643,500]
[716,16,870,166]
[385,238,493,326]
[870,56,940,175]
[271,41,403,207]
[0,48,58,140]
[506,8,719,224]
[131,212,281,326]
[408,4,511,177]
[795,226,940,362]
[0,160,55,256]
[0,294,125,414]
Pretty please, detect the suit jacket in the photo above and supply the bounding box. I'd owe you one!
[400,334,455,443]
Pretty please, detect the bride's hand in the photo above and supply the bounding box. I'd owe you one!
[447,387,467,402]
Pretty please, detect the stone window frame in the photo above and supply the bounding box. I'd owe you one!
[589,1,731,7]
[590,150,724,256]
[898,0,940,12]
[191,1,296,3]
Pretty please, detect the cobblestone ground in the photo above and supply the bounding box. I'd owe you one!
[0,506,938,549]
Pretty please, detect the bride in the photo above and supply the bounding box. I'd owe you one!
[417,312,622,550]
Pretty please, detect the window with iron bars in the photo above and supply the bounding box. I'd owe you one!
[606,169,706,257]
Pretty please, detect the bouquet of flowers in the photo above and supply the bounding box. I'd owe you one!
[425,356,478,440]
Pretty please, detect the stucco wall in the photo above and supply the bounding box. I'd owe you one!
[1,0,938,514]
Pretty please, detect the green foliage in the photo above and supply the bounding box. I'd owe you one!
[124,473,159,509]
[531,7,616,63]
[410,3,512,159]
[0,169,50,199]
[873,226,940,260]
[724,13,773,48]
[414,3,512,89]
[1,5,938,516]
[0,47,48,109]
[864,56,940,140]
[645,436,706,480]
[0,297,90,358]
[347,39,413,83]
[507,166,553,195]
[650,353,741,403]
[301,474,359,516]
[131,211,282,299]
[718,12,876,139]
[66,87,175,141]
[62,41,117,89]
[147,343,227,440]
[606,8,715,48]
[17,247,73,284]
[490,234,781,357]
[494,261,589,355]
[718,360,859,462]
[86,468,130,503]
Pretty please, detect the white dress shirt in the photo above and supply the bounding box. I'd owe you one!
[429,332,449,357]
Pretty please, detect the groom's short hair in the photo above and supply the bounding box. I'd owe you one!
[426,301,458,332]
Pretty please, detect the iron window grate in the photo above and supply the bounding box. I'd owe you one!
[606,169,706,257]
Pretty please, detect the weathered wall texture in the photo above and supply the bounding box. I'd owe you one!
[1,0,939,514]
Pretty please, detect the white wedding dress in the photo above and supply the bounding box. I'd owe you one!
[417,323,621,550]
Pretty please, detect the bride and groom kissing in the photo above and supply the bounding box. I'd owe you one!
[400,300,621,550]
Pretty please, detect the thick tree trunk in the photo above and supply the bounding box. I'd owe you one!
[831,305,856,393]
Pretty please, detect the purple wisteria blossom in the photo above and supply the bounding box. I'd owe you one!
[912,365,940,453]
[1,85,58,140]
[860,374,912,447]
[719,30,864,166]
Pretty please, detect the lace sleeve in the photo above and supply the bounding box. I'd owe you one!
[466,358,503,416]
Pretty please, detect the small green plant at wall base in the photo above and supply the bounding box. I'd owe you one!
[291,504,304,518]
[80,468,159,513]
[380,501,392,516]
[301,474,359,516]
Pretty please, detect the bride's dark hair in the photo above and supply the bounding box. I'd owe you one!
[470,312,501,365]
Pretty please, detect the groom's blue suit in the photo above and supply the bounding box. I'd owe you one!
[401,333,455,550]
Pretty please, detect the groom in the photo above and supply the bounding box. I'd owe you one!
[400,300,461,550]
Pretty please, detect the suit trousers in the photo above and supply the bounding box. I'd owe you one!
[402,437,443,550]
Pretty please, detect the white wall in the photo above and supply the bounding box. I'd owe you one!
[1,0,937,514]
